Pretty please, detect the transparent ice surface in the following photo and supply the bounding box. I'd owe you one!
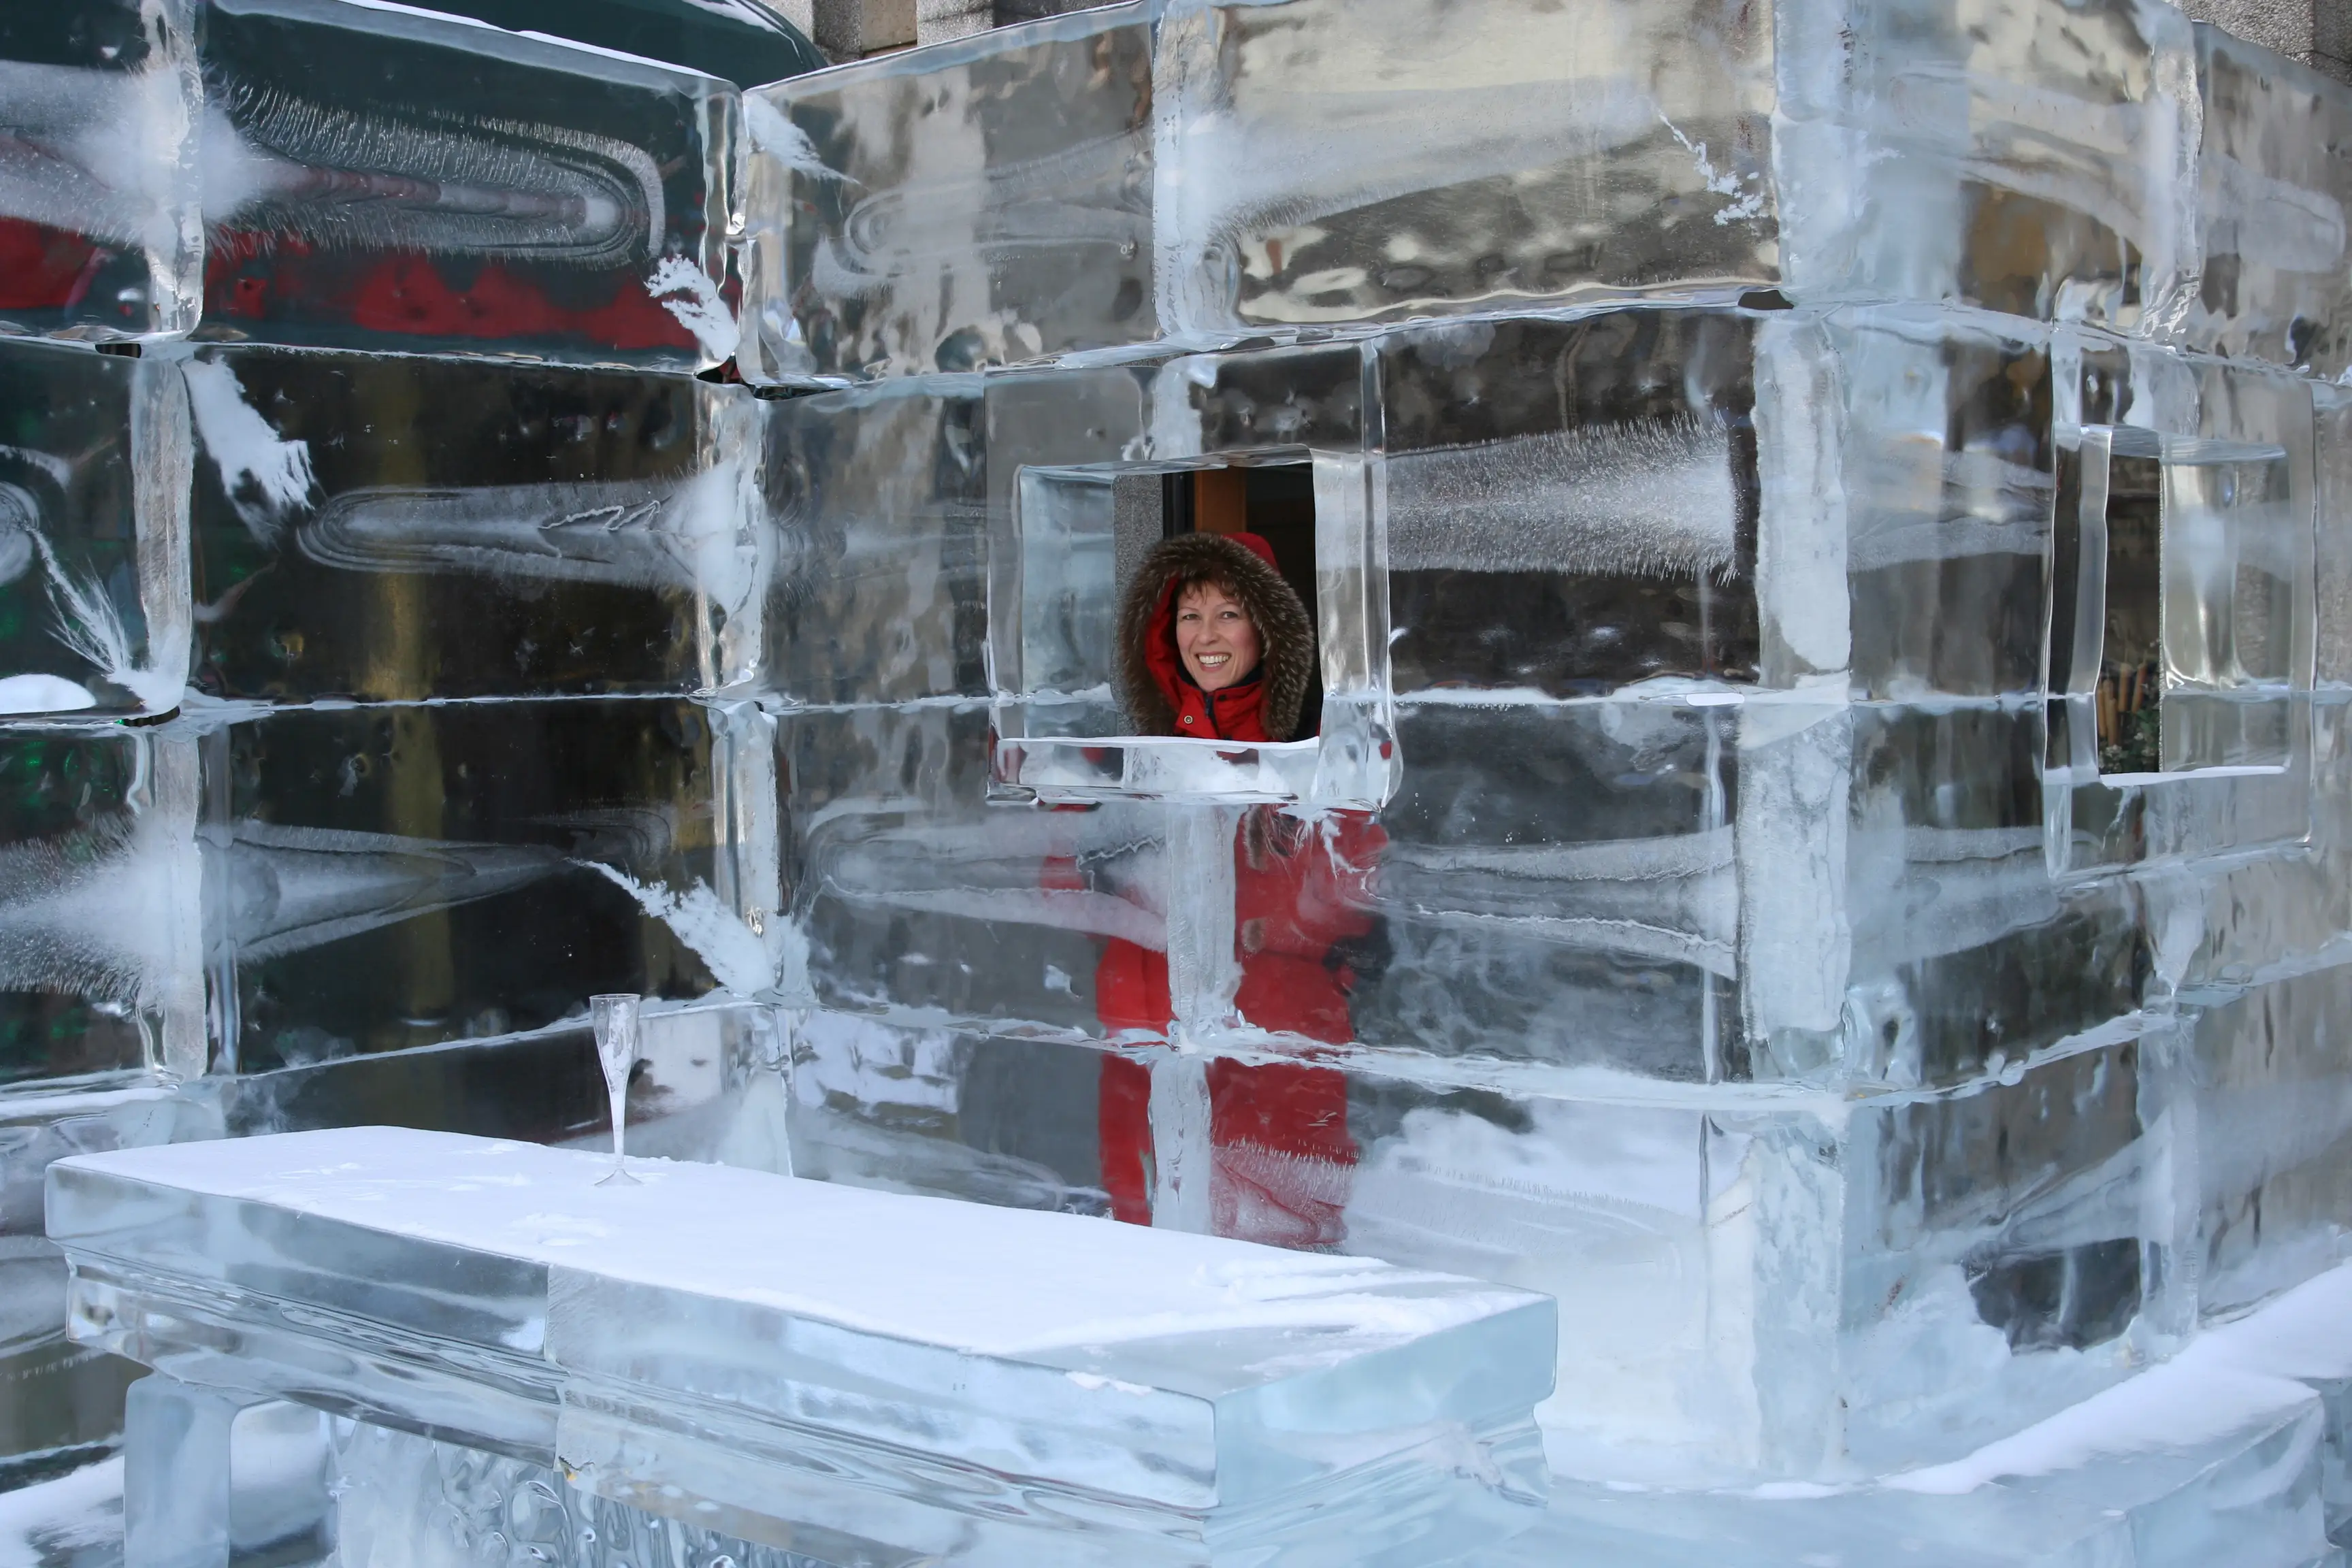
[769,702,1168,1038]
[191,698,739,1075]
[186,348,762,702]
[0,1083,197,1484]
[195,0,740,368]
[0,1,203,342]
[1150,0,1775,337]
[0,0,2335,1549]
[1774,0,2202,330]
[757,359,1392,806]
[738,0,1776,384]
[50,1126,1554,1561]
[326,1413,1529,1568]
[2186,962,2352,1322]
[1375,312,1759,701]
[740,0,2227,387]
[760,378,993,707]
[2046,330,2322,872]
[777,1014,2200,1484]
[737,303,2334,1090]
[0,339,191,719]
[2187,24,2352,378]
[738,5,1157,385]
[0,725,202,1092]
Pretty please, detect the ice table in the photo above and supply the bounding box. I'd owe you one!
[46,1127,1554,1566]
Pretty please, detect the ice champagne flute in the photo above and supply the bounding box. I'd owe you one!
[592,994,642,1186]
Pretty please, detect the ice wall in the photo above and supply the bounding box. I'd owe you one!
[719,0,2352,1501]
[0,0,791,1512]
[3,0,2352,1555]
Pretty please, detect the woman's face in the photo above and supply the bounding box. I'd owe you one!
[1175,580,1260,692]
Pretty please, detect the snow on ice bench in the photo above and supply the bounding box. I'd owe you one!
[47,1127,1555,1566]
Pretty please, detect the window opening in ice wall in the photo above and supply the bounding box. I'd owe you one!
[1002,455,1363,804]
[2055,427,2303,783]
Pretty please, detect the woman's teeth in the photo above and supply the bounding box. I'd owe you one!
[1197,653,1229,666]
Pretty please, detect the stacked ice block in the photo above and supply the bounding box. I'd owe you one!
[0,0,792,1522]
[732,0,2352,1547]
[0,0,2346,1560]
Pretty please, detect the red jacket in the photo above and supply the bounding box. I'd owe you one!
[1092,532,1384,1245]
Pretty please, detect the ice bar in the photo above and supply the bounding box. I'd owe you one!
[50,1126,1554,1563]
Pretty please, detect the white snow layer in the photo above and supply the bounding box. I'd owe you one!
[53,1126,1533,1365]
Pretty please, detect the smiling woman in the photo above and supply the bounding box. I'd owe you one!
[1115,529,1316,743]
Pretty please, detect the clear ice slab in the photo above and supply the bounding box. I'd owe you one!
[190,697,749,1075]
[0,1081,201,1484]
[0,1,203,343]
[0,338,191,720]
[48,1125,1555,1565]
[0,723,202,1091]
[2185,23,2352,378]
[195,0,740,368]
[738,0,2208,385]
[186,347,762,702]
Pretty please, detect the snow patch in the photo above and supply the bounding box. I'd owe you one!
[745,96,856,184]
[646,257,740,361]
[0,673,96,714]
[29,534,178,712]
[0,1454,121,1568]
[182,359,316,544]
[580,862,781,996]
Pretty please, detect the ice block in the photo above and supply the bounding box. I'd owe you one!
[1375,312,1759,700]
[0,339,191,720]
[192,698,747,1074]
[49,1126,1555,1563]
[2187,23,2352,378]
[770,703,1170,1038]
[1150,0,1776,337]
[1774,0,2202,331]
[739,0,1776,384]
[2184,962,2352,1323]
[0,724,202,1092]
[0,1081,196,1486]
[0,0,203,342]
[185,347,761,702]
[738,4,1160,385]
[195,0,740,368]
[760,378,994,706]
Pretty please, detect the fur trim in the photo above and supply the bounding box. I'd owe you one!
[1117,532,1316,741]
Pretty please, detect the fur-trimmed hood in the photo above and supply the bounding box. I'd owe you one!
[1117,530,1316,742]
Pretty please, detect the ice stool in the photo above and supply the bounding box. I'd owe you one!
[46,1126,1555,1567]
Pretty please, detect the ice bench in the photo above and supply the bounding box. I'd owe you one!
[47,1127,1555,1566]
